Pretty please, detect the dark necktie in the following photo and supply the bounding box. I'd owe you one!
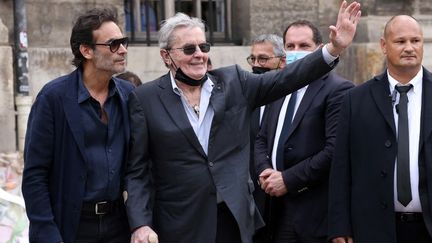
[275,91,297,171]
[395,84,413,207]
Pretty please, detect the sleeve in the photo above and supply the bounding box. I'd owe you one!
[241,48,336,109]
[22,93,63,243]
[327,90,353,239]
[124,91,154,230]
[254,106,275,175]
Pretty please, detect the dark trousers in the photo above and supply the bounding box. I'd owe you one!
[396,214,432,243]
[216,202,242,243]
[274,203,326,243]
[75,204,130,243]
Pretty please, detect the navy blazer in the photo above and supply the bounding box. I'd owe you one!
[328,68,432,242]
[254,71,353,237]
[125,49,335,243]
[22,69,134,243]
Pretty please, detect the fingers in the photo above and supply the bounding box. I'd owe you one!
[345,1,361,22]
[338,0,348,17]
[352,10,362,24]
[332,236,354,243]
[148,232,158,243]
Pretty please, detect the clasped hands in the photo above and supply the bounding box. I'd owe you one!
[259,168,288,197]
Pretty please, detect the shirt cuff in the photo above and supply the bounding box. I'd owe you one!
[322,44,338,65]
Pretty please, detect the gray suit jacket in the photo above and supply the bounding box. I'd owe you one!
[125,49,334,243]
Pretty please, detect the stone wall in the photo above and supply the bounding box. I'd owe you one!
[2,0,432,151]
[0,18,16,152]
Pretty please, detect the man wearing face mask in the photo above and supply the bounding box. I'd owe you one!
[125,2,361,242]
[254,20,354,243]
[247,34,286,243]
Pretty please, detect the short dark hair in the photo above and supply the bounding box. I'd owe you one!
[282,20,322,46]
[116,71,142,86]
[70,8,119,67]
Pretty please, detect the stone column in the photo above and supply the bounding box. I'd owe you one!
[0,18,16,152]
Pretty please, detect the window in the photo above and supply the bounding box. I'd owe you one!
[124,0,164,45]
[124,0,232,45]
[175,0,232,44]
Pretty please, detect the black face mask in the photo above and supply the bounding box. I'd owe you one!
[175,67,207,86]
[252,66,272,74]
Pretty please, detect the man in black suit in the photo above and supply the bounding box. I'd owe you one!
[246,34,286,243]
[124,2,361,242]
[328,15,432,243]
[254,20,354,243]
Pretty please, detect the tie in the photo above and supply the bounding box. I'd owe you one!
[395,84,413,207]
[275,91,297,171]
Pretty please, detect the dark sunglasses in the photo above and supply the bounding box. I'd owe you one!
[93,37,129,53]
[168,43,211,55]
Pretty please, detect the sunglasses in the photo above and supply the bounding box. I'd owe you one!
[93,37,129,53]
[168,43,211,55]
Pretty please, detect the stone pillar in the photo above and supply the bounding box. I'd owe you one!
[0,18,16,152]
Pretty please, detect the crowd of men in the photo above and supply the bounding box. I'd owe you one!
[20,1,432,243]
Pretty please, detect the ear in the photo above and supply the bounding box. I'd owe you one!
[380,37,387,55]
[80,44,93,60]
[160,49,171,66]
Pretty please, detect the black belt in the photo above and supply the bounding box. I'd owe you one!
[395,212,423,222]
[81,199,123,216]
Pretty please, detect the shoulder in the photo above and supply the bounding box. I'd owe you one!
[132,73,168,98]
[37,70,78,97]
[207,65,246,81]
[113,77,135,95]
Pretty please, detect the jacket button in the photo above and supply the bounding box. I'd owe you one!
[381,170,387,178]
[380,201,388,209]
[209,161,214,167]
[384,140,392,148]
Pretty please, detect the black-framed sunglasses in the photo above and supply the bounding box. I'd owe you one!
[93,37,129,53]
[168,43,211,55]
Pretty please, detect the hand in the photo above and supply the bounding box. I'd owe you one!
[131,226,158,243]
[332,236,354,243]
[258,168,274,187]
[261,170,287,197]
[327,0,361,56]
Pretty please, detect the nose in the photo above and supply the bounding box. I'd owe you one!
[192,46,204,56]
[118,43,128,54]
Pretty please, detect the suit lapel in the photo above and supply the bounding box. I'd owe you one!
[158,74,207,158]
[420,68,432,148]
[208,74,226,143]
[63,70,90,165]
[267,98,285,152]
[287,78,325,139]
[370,73,396,136]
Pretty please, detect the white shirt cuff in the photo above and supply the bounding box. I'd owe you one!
[322,44,338,65]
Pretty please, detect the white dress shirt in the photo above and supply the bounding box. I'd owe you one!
[388,68,423,212]
[271,85,308,170]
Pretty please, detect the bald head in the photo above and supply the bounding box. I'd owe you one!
[380,15,424,83]
[384,15,422,39]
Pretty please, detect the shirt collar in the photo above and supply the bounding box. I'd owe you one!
[388,67,423,94]
[169,71,214,96]
[78,69,118,103]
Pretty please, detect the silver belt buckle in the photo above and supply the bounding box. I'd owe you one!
[95,201,108,215]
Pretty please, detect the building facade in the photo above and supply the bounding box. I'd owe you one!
[0,0,432,151]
